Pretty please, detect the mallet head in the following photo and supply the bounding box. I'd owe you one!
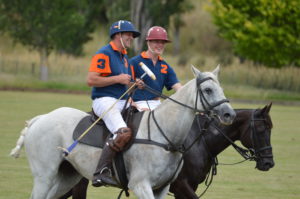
[139,62,156,80]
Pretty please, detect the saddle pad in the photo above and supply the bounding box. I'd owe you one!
[73,110,145,191]
[73,115,110,148]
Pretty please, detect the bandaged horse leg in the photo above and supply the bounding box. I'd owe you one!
[92,127,132,187]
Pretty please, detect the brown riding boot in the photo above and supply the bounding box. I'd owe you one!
[92,127,132,187]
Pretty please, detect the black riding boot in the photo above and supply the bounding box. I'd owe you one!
[92,141,118,187]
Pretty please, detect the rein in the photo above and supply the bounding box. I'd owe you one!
[135,76,230,153]
[143,76,229,114]
[143,84,204,113]
[212,123,255,162]
[188,114,218,199]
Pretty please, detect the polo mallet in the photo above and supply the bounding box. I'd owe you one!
[60,62,156,156]
[139,62,156,80]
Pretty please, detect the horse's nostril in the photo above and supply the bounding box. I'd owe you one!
[266,162,275,168]
[224,113,231,119]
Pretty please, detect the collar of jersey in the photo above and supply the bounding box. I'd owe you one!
[141,51,163,61]
[110,41,127,55]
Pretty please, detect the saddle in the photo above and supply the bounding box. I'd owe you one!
[73,107,144,148]
[72,107,144,192]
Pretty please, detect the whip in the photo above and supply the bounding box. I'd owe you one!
[60,62,156,156]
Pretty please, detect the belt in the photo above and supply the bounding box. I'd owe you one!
[152,97,160,100]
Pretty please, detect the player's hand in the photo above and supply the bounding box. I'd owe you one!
[118,74,131,85]
[135,78,145,89]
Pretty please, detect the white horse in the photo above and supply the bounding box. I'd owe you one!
[10,66,236,199]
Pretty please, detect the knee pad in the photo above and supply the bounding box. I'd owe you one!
[109,127,132,152]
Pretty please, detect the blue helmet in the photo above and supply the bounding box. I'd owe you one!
[109,20,140,38]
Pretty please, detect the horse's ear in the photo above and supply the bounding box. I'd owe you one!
[212,64,220,78]
[191,65,201,77]
[266,102,272,113]
[262,102,272,114]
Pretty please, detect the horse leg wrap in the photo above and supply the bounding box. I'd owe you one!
[109,127,132,152]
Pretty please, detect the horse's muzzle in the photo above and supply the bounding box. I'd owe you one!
[256,158,275,171]
[215,105,236,125]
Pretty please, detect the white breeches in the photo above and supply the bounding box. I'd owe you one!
[92,97,129,134]
[135,100,161,111]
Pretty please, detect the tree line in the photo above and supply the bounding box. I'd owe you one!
[0,0,299,80]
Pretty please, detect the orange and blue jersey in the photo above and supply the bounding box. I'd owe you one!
[129,51,179,101]
[89,41,131,100]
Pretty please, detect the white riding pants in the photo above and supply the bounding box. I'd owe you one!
[135,100,161,111]
[92,97,129,134]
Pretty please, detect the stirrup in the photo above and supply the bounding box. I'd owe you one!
[92,167,118,187]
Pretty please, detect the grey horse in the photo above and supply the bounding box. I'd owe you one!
[10,66,235,199]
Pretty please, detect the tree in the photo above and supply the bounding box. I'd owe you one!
[209,0,300,68]
[170,1,194,55]
[130,0,193,54]
[0,0,106,80]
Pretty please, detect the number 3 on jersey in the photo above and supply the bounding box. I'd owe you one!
[97,59,105,69]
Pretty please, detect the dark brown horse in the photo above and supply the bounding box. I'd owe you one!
[169,103,274,198]
[60,104,274,199]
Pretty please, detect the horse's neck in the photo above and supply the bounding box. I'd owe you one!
[153,100,195,145]
[183,125,217,184]
[182,121,240,185]
[149,80,197,145]
[204,111,249,156]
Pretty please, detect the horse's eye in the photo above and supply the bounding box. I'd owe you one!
[205,88,212,95]
[256,122,267,133]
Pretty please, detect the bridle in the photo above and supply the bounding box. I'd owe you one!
[249,110,273,160]
[193,109,273,198]
[133,75,230,190]
[196,77,229,113]
[135,76,230,152]
[208,109,272,162]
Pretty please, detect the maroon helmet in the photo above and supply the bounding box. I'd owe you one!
[146,26,171,42]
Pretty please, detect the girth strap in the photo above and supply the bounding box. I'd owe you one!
[134,138,185,152]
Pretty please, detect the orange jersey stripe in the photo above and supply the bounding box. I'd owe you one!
[130,64,135,80]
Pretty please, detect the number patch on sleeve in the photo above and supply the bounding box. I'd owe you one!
[89,53,111,75]
[161,64,168,74]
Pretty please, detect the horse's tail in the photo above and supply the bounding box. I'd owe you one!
[10,115,44,158]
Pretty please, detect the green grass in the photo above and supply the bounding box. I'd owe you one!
[0,91,299,198]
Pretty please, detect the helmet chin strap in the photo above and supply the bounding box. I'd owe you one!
[147,43,155,54]
[148,41,162,56]
[120,33,126,50]
[147,42,163,57]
